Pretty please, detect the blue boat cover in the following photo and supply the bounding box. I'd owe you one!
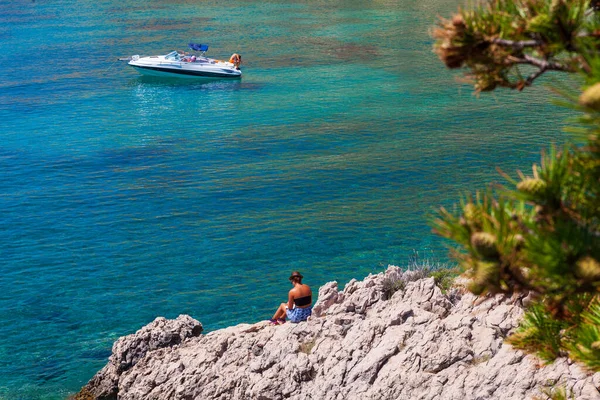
[189,43,209,52]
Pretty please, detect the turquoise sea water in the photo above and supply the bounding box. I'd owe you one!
[1,0,570,398]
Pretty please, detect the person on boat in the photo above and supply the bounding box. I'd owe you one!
[229,53,241,69]
[269,271,312,325]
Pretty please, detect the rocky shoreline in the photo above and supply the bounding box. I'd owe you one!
[75,266,600,399]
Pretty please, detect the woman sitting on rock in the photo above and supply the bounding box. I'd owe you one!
[269,271,312,325]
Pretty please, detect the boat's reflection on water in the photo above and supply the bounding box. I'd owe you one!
[129,75,245,91]
[128,75,265,121]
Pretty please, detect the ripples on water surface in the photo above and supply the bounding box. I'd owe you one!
[0,0,571,398]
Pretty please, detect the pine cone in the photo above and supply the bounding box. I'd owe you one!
[468,281,486,295]
[440,45,466,69]
[475,75,498,92]
[509,233,525,250]
[463,203,481,227]
[527,14,552,33]
[471,232,498,258]
[579,83,600,111]
[517,178,547,196]
[474,260,499,286]
[575,256,600,281]
[452,14,466,32]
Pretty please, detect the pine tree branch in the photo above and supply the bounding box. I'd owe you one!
[491,38,543,50]
[503,54,574,87]
[524,69,546,86]
[516,55,573,72]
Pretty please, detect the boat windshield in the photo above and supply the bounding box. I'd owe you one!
[165,51,180,61]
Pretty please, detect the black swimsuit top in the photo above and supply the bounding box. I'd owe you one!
[294,295,312,307]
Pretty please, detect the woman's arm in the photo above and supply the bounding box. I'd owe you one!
[287,290,295,310]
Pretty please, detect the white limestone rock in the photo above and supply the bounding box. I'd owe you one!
[76,266,600,400]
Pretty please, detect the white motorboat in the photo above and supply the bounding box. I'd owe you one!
[127,43,242,79]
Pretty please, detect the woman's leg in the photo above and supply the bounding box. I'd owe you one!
[272,303,287,320]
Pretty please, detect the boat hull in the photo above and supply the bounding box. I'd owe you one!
[128,58,242,79]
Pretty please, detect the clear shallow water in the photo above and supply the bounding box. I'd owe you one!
[0,0,569,398]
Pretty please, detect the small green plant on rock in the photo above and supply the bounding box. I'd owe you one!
[382,276,406,300]
[429,267,460,294]
[535,385,575,400]
[405,250,460,293]
[469,353,492,365]
[299,338,317,355]
[69,388,95,400]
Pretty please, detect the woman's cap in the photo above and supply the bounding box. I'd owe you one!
[289,271,304,280]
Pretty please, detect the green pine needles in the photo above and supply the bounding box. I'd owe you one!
[432,0,600,373]
[567,299,600,369]
[508,304,568,362]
